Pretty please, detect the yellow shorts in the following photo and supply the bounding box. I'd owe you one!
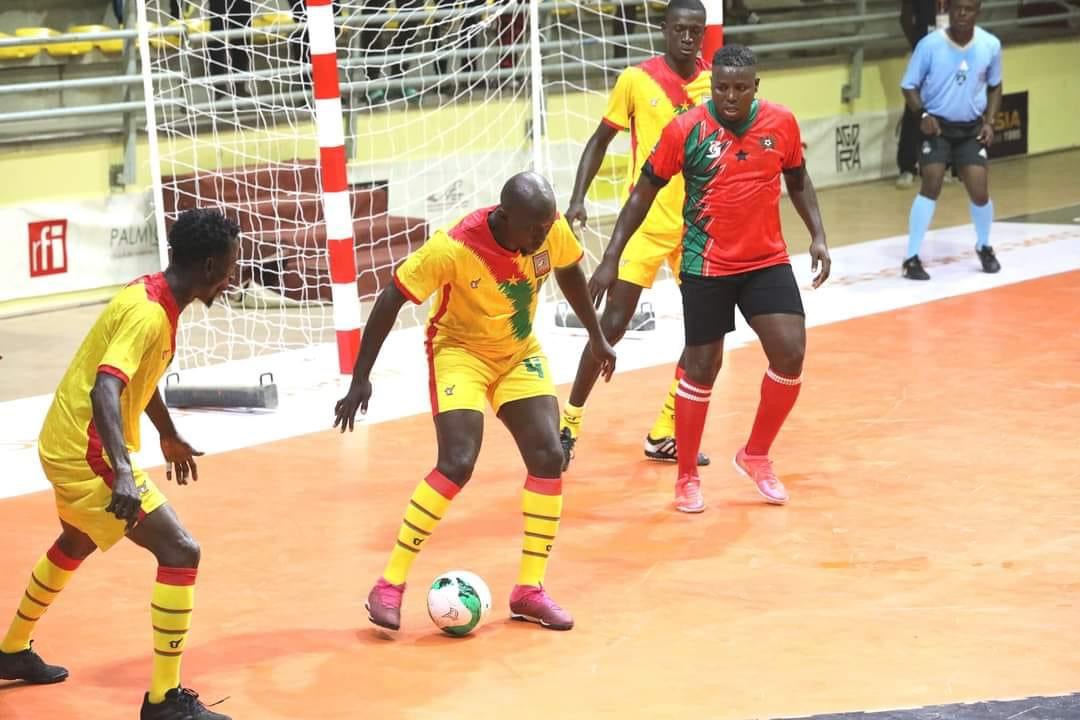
[617,228,683,289]
[41,455,168,552]
[428,341,556,415]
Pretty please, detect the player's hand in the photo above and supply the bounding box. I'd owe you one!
[977,120,995,147]
[334,378,372,433]
[161,433,203,485]
[920,113,941,137]
[106,468,141,531]
[565,200,589,229]
[588,256,618,308]
[589,333,617,382]
[809,236,831,288]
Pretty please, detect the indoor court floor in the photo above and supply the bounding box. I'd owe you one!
[1,151,1078,719]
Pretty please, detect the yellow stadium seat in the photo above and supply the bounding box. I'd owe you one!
[69,24,124,54]
[252,12,295,44]
[0,31,40,60]
[12,28,56,57]
[156,18,211,49]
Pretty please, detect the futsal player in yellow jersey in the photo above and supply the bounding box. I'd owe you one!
[335,173,616,632]
[0,209,239,720]
[560,0,714,470]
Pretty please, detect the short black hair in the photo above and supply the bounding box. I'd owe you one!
[713,44,756,68]
[168,208,240,266]
[665,0,706,21]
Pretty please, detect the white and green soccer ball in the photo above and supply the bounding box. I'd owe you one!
[427,570,492,637]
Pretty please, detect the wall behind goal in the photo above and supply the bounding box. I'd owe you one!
[1,37,1078,314]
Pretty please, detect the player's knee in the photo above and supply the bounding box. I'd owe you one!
[438,453,477,486]
[600,307,630,344]
[56,529,96,561]
[526,441,564,479]
[769,341,805,377]
[970,191,990,207]
[162,532,201,569]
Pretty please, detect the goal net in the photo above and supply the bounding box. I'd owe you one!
[137,0,685,373]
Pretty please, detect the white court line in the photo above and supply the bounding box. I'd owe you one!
[2,221,1078,500]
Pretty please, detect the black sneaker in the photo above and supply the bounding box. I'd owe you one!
[141,687,230,720]
[0,642,68,684]
[559,427,576,472]
[977,245,1001,273]
[643,435,711,466]
[902,255,931,280]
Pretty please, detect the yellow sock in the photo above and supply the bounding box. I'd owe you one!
[518,475,562,587]
[648,375,680,440]
[383,470,460,586]
[561,403,585,439]
[1,544,81,653]
[149,567,196,704]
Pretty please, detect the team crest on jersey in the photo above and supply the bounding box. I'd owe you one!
[706,140,730,159]
[532,251,551,277]
[759,135,776,150]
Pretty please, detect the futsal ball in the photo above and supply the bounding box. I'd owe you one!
[427,570,492,637]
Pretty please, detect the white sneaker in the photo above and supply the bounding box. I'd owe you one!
[895,172,915,189]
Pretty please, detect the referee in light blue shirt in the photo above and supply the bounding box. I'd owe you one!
[899,0,1003,280]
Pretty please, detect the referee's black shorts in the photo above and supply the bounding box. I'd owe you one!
[680,263,805,346]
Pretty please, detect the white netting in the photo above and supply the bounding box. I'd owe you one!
[139,0,667,370]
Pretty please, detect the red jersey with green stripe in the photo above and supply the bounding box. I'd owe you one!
[643,99,804,276]
[394,207,583,360]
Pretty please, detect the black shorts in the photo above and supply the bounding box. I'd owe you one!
[680,263,805,346]
[922,117,988,167]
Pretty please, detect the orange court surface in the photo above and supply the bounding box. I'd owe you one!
[2,266,1079,719]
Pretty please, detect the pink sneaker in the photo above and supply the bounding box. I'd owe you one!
[366,577,405,630]
[733,446,789,505]
[509,584,574,631]
[675,474,705,513]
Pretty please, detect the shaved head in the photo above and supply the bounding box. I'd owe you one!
[501,171,557,222]
[491,171,559,256]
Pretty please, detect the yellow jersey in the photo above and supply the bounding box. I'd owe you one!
[39,273,178,472]
[394,207,583,360]
[602,56,712,237]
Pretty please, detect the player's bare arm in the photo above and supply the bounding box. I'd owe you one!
[979,83,1003,145]
[566,122,620,228]
[554,262,617,381]
[588,175,662,306]
[783,163,831,288]
[89,373,140,528]
[334,282,409,432]
[145,388,203,485]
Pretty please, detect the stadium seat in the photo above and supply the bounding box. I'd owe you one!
[10,28,58,58]
[36,27,93,58]
[0,31,39,60]
[68,25,124,54]
[252,12,295,44]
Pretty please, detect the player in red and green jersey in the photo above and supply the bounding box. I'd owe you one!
[590,44,832,513]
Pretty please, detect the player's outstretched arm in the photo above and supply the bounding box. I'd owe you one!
[90,373,141,528]
[589,176,661,306]
[783,163,831,288]
[566,122,620,228]
[145,389,203,485]
[555,262,617,382]
[334,282,409,432]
